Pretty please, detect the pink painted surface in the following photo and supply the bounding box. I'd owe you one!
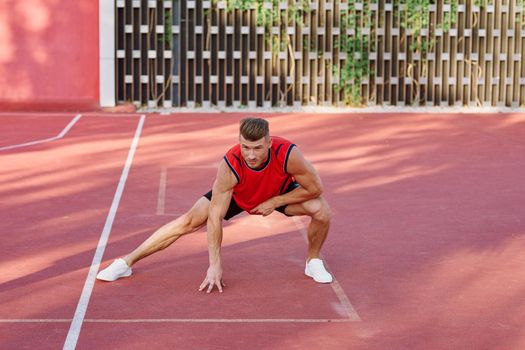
[1,113,524,350]
[0,114,76,147]
[0,1,99,110]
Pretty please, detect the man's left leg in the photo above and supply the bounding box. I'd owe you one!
[284,197,333,283]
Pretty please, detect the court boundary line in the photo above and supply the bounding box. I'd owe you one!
[0,112,139,117]
[0,114,82,152]
[292,217,362,322]
[0,318,352,324]
[63,115,146,350]
[156,167,167,215]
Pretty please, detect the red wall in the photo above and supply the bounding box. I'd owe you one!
[0,0,99,110]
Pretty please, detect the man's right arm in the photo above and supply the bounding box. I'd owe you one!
[198,159,237,294]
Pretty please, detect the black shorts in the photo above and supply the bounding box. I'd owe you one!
[203,182,299,220]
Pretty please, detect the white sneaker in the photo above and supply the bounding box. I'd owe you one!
[305,258,333,283]
[96,258,132,282]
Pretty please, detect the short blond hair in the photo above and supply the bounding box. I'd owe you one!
[239,118,269,141]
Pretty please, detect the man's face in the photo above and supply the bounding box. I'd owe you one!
[239,135,271,168]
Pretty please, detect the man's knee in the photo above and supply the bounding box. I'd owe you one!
[305,198,332,223]
[179,197,209,231]
[181,211,204,231]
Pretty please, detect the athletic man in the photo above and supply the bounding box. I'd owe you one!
[97,118,333,293]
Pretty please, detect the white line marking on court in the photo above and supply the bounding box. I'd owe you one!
[63,115,146,350]
[292,217,362,322]
[0,318,351,323]
[0,112,139,117]
[0,114,82,151]
[0,319,72,323]
[156,167,167,215]
[84,318,352,323]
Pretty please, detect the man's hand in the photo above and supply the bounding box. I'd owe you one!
[199,264,226,294]
[250,198,277,216]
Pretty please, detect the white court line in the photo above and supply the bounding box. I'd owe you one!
[0,112,138,117]
[0,318,351,324]
[0,319,71,323]
[155,166,217,217]
[85,318,352,323]
[156,167,167,215]
[63,115,146,350]
[292,217,362,322]
[0,114,82,151]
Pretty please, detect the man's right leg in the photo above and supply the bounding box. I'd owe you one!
[96,196,210,281]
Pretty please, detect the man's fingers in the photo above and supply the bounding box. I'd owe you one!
[198,280,208,291]
[251,205,265,214]
[199,278,225,294]
[199,279,213,292]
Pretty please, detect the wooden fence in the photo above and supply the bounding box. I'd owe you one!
[116,0,525,108]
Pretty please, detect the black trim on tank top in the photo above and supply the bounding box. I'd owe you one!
[232,153,242,166]
[274,144,283,156]
[224,156,240,183]
[283,144,296,174]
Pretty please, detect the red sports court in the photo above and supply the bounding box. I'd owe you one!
[1,1,525,349]
[1,112,524,349]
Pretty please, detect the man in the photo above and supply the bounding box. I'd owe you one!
[97,117,333,293]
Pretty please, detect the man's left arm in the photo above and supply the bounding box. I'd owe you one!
[250,147,323,216]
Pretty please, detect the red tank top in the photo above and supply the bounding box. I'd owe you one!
[224,136,296,212]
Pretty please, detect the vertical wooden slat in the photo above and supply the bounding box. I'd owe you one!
[469,0,476,106]
[304,1,311,105]
[174,0,180,106]
[498,0,507,106]
[188,0,195,106]
[504,0,513,106]
[391,1,398,106]
[455,1,465,105]
[486,2,495,106]
[277,2,283,106]
[250,4,254,106]
[333,0,340,106]
[116,1,124,102]
[135,1,141,103]
[477,3,486,106]
[384,1,391,105]
[255,10,260,108]
[428,3,436,106]
[376,1,382,105]
[218,2,225,108]
[520,0,525,106]
[195,1,202,106]
[318,0,325,105]
[156,1,163,107]
[445,3,454,105]
[514,0,524,106]
[371,1,379,106]
[310,0,317,105]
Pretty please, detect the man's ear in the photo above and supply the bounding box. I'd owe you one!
[268,136,272,149]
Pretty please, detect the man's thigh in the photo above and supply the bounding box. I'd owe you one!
[283,197,327,217]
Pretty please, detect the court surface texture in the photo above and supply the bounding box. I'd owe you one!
[1,112,524,350]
